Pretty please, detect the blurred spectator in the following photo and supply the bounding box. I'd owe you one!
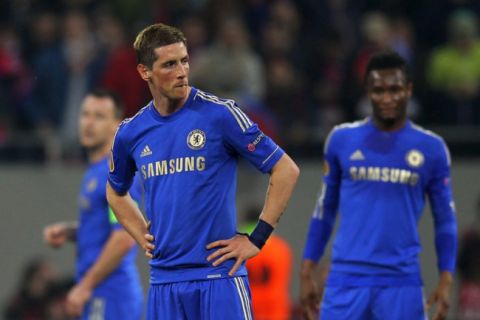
[42,278,74,320]
[28,10,103,160]
[178,14,209,63]
[1,0,480,161]
[3,257,66,320]
[426,9,480,124]
[457,196,480,320]
[0,24,33,142]
[307,30,347,140]
[58,10,102,147]
[265,56,306,146]
[190,16,265,104]
[342,11,395,118]
[240,206,293,320]
[390,16,415,65]
[269,1,300,37]
[353,11,394,85]
[243,0,270,44]
[414,0,480,50]
[96,12,149,118]
[311,79,346,140]
[259,1,301,63]
[297,0,357,52]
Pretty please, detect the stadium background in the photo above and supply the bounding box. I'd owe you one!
[1,0,480,318]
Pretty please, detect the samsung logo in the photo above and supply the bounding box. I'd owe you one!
[349,166,419,186]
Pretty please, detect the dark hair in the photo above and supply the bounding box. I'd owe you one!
[133,23,187,68]
[88,88,124,119]
[364,50,410,84]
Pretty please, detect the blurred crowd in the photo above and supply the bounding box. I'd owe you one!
[1,0,480,162]
[3,257,74,320]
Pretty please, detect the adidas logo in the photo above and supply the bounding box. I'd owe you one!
[349,150,365,161]
[140,145,153,157]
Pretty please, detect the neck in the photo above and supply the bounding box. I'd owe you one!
[152,87,191,116]
[372,117,407,132]
[87,143,110,163]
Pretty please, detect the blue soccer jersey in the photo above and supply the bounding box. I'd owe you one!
[77,157,143,301]
[108,87,284,284]
[303,118,457,286]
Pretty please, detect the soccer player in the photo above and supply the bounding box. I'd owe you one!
[43,89,143,320]
[300,51,457,320]
[106,23,299,320]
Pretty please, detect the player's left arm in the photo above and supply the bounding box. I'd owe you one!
[66,228,136,317]
[66,176,143,317]
[207,154,299,276]
[206,104,299,276]
[425,140,458,320]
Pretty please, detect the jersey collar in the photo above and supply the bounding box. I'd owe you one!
[149,87,197,122]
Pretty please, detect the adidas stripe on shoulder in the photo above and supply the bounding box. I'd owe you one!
[324,119,368,153]
[195,90,253,132]
[411,122,451,166]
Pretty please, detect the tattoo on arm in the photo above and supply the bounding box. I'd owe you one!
[276,211,284,223]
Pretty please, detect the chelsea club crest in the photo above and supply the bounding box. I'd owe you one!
[406,149,424,168]
[187,129,206,150]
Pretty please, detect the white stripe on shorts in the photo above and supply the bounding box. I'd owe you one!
[234,277,252,320]
[88,297,105,320]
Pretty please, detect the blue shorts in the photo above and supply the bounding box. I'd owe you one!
[81,290,143,320]
[320,286,427,320]
[147,276,253,320]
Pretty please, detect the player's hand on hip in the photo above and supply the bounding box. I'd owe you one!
[427,272,452,320]
[300,273,321,320]
[143,233,155,259]
[206,234,260,276]
[66,282,92,317]
[43,223,68,248]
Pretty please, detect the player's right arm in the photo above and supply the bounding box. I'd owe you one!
[425,139,457,320]
[106,123,153,258]
[106,183,153,257]
[43,221,78,248]
[300,128,342,320]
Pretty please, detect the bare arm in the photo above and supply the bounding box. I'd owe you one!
[66,229,136,316]
[300,259,330,320]
[207,154,299,275]
[79,229,135,289]
[427,271,454,320]
[106,182,153,255]
[259,153,300,227]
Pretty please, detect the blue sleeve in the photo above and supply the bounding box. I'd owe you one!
[108,123,137,195]
[221,102,284,173]
[427,140,457,273]
[129,172,144,206]
[303,129,341,262]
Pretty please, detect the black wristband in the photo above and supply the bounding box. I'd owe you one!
[248,219,274,249]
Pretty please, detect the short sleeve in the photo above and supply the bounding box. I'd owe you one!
[221,102,284,173]
[108,123,136,194]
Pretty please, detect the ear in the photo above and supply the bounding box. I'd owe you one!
[137,64,152,82]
